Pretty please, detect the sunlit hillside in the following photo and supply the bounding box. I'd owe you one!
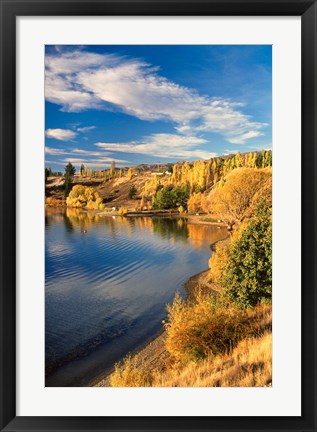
[153,331,272,387]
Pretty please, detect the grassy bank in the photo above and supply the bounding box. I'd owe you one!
[95,268,272,387]
[152,330,272,387]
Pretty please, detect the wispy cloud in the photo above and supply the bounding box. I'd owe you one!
[45,146,67,155]
[45,146,121,162]
[76,125,96,133]
[227,130,264,145]
[45,49,267,144]
[61,156,130,168]
[72,148,104,157]
[45,128,77,141]
[96,133,217,160]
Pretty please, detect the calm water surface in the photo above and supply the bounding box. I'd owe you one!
[45,208,227,386]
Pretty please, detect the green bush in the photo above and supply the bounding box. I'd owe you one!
[128,184,137,199]
[221,201,272,308]
[153,185,189,210]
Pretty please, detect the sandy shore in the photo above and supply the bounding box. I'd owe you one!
[93,268,218,387]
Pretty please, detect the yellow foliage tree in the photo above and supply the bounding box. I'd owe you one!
[187,192,203,213]
[140,193,146,210]
[206,167,271,229]
[66,185,105,210]
[127,168,134,180]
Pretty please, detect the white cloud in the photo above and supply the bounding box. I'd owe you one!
[45,49,267,143]
[45,51,118,112]
[96,133,216,160]
[61,156,130,168]
[76,125,96,133]
[45,128,77,141]
[93,157,129,164]
[45,146,67,155]
[227,130,264,145]
[72,148,104,157]
[62,158,86,164]
[45,146,130,165]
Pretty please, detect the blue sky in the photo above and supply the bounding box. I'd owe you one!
[45,45,272,172]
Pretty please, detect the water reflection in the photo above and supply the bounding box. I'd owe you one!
[45,208,227,386]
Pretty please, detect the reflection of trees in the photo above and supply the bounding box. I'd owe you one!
[46,208,228,250]
[151,217,189,242]
[45,208,67,229]
[63,212,74,233]
[187,224,228,249]
[65,208,104,231]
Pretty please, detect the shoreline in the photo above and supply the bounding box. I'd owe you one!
[45,206,227,387]
[92,268,215,387]
[46,206,226,228]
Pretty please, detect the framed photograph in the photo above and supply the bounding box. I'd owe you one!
[0,0,316,431]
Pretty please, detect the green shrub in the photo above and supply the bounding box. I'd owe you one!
[128,184,137,199]
[153,185,189,210]
[221,201,272,308]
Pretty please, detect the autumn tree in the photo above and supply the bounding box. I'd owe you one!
[110,160,116,178]
[127,168,134,180]
[66,185,105,210]
[206,167,271,229]
[187,192,203,213]
[140,193,146,210]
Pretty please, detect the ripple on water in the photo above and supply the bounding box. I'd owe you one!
[45,210,227,386]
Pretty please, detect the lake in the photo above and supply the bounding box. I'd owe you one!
[45,208,227,386]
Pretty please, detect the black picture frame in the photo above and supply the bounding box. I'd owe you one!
[0,0,316,431]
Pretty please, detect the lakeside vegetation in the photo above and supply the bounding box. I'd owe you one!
[110,200,272,387]
[45,149,272,387]
[45,150,271,218]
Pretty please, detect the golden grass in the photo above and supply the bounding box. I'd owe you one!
[164,293,271,366]
[110,303,272,388]
[152,331,272,387]
[110,355,153,387]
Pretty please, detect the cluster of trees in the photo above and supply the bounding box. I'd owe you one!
[45,167,63,182]
[191,167,272,228]
[66,185,105,210]
[109,151,272,387]
[78,161,126,180]
[170,150,272,194]
[139,150,272,213]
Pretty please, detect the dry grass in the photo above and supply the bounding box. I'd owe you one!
[153,331,272,387]
[109,302,272,388]
[110,355,153,387]
[164,293,271,366]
